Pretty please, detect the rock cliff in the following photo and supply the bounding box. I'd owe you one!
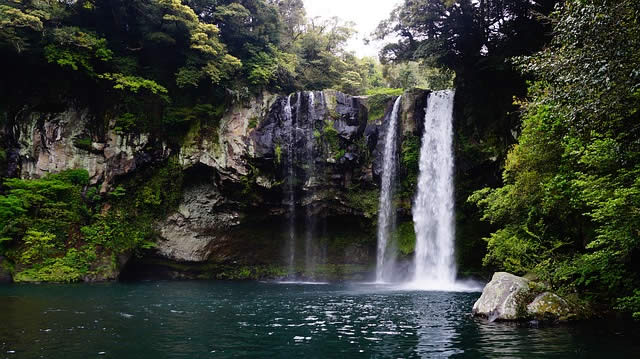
[2,89,430,280]
[6,109,170,192]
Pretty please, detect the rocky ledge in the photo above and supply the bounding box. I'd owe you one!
[472,272,575,322]
[2,89,431,281]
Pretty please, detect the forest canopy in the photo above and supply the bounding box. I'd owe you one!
[0,0,407,136]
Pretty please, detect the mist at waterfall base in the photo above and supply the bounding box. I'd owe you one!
[376,91,481,292]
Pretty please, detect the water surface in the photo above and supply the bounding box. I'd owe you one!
[1,281,638,358]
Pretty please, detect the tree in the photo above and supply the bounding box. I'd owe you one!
[272,0,306,51]
[518,0,640,132]
[292,16,356,90]
[0,3,46,52]
[376,0,558,136]
[471,0,640,316]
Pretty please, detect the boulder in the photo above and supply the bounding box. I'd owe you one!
[527,292,572,320]
[472,272,530,321]
[155,182,241,262]
[473,272,577,322]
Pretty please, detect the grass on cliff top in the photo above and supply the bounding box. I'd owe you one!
[365,88,403,123]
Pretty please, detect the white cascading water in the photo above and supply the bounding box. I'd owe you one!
[304,92,316,276]
[411,90,457,289]
[376,96,402,283]
[285,94,296,277]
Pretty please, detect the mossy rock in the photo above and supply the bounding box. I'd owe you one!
[473,272,577,322]
[472,272,530,321]
[527,292,574,321]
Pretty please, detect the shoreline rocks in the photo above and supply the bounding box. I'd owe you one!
[473,272,575,322]
[527,292,573,320]
[472,272,530,321]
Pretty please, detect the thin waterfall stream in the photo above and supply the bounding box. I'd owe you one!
[285,94,296,277]
[283,92,328,281]
[304,92,316,277]
[376,96,402,283]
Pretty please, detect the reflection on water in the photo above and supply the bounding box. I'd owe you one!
[0,281,639,358]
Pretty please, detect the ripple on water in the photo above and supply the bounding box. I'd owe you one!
[0,281,639,358]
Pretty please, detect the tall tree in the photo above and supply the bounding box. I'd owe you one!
[375,0,559,273]
[471,0,640,317]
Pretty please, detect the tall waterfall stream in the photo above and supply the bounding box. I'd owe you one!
[411,90,458,290]
[375,90,479,291]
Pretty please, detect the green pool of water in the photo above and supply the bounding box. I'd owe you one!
[1,281,638,358]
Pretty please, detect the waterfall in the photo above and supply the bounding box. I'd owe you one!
[304,92,317,277]
[412,90,457,289]
[376,96,402,283]
[285,94,296,277]
[283,91,326,281]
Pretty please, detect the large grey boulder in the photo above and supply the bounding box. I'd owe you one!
[155,182,241,262]
[472,272,530,321]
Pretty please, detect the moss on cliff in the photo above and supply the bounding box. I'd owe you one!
[1,157,184,282]
[345,187,380,219]
[365,88,403,123]
[400,134,420,203]
[394,222,417,256]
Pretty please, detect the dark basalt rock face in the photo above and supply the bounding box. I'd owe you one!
[3,89,431,281]
[250,91,368,167]
[332,92,368,141]
[3,109,170,192]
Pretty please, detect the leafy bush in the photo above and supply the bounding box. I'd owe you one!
[19,230,59,265]
[365,88,402,122]
[322,120,340,155]
[617,290,640,320]
[72,137,93,151]
[345,188,380,219]
[0,158,183,282]
[393,222,416,256]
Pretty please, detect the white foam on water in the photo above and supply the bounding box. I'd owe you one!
[274,281,329,285]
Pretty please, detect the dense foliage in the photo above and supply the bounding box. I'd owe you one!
[470,0,640,317]
[0,158,183,282]
[0,0,400,140]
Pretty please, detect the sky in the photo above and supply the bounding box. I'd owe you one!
[303,0,402,58]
